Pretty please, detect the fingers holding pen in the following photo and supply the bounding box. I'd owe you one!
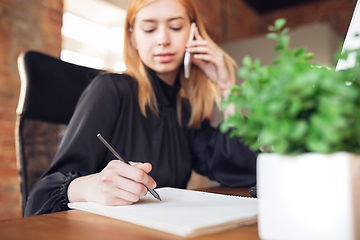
[86,160,156,205]
[97,180,140,205]
[102,162,145,194]
[96,134,160,201]
[105,160,157,189]
[129,161,153,174]
[67,159,157,206]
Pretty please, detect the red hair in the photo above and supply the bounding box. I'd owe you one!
[124,0,236,128]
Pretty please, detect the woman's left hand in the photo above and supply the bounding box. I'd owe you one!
[185,27,231,93]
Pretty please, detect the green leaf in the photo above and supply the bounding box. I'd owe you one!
[267,33,278,41]
[254,59,262,68]
[281,27,289,36]
[274,45,283,52]
[305,53,314,60]
[272,140,289,154]
[259,129,277,145]
[288,98,302,116]
[279,35,290,48]
[274,18,286,31]
[267,100,286,113]
[293,47,306,57]
[221,99,230,110]
[238,67,249,79]
[242,56,252,68]
[230,85,241,93]
[289,120,308,140]
[305,138,331,153]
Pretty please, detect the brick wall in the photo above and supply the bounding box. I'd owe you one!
[0,0,357,221]
[196,0,358,43]
[0,0,62,220]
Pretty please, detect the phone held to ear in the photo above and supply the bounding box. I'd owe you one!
[184,22,196,79]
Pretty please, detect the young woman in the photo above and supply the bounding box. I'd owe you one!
[24,0,257,216]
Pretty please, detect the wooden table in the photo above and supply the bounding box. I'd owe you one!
[0,187,260,240]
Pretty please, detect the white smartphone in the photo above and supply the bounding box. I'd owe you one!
[184,22,196,79]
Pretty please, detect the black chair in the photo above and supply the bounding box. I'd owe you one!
[15,50,102,216]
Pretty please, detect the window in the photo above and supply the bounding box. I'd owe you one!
[60,49,104,69]
[62,0,127,71]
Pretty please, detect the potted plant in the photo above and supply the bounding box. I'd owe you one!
[221,18,360,240]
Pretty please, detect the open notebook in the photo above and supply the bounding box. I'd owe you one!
[68,187,258,238]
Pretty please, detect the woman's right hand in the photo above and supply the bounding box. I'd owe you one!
[67,160,157,205]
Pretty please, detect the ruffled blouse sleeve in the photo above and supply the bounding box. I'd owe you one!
[24,172,80,216]
[24,73,127,217]
[189,119,257,187]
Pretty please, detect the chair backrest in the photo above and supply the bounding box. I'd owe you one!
[15,51,102,216]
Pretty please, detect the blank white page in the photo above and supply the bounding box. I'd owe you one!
[68,187,258,238]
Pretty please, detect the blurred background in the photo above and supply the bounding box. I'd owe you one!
[0,0,357,220]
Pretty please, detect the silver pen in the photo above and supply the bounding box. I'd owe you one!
[97,133,161,201]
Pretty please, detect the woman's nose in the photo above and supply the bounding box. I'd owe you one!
[157,27,170,46]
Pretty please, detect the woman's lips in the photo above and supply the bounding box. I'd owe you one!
[155,53,175,63]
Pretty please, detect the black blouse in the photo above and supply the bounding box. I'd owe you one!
[24,69,257,217]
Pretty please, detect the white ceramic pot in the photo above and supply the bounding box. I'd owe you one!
[257,152,360,240]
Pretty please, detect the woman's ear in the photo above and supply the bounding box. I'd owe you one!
[129,27,138,49]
